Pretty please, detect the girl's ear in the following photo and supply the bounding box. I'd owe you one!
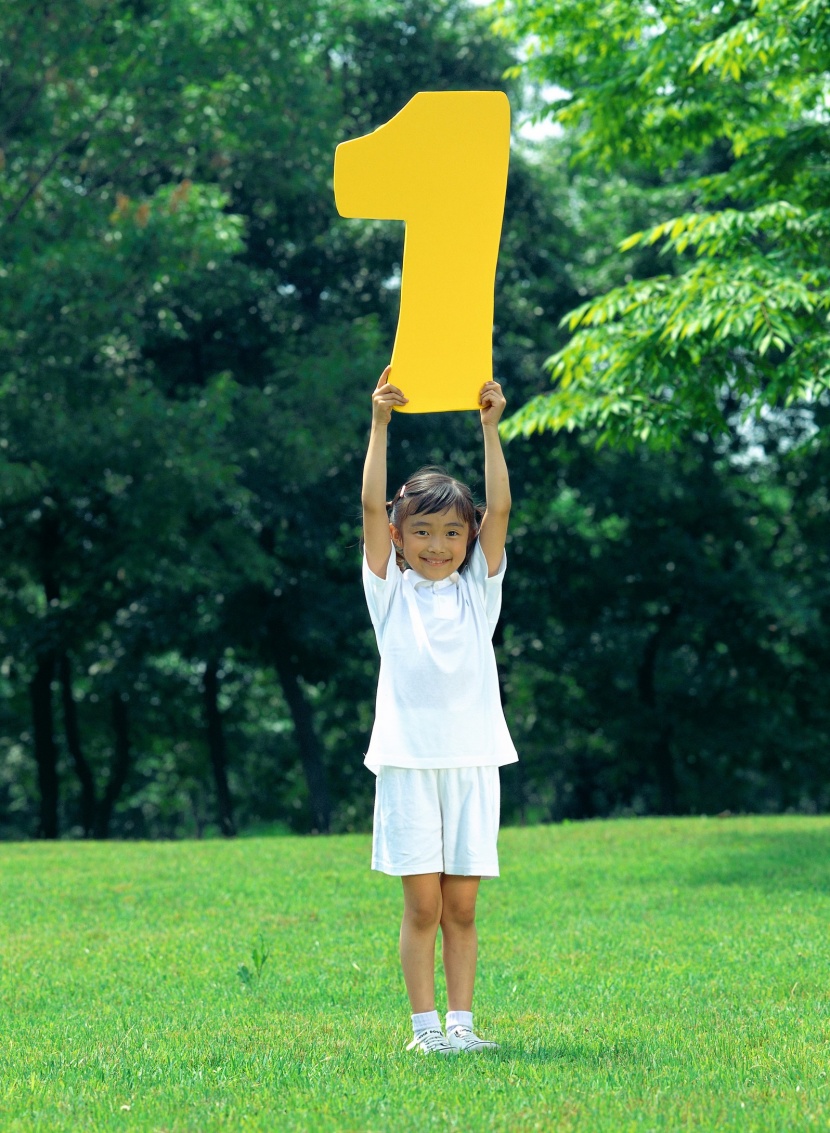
[389,522,402,549]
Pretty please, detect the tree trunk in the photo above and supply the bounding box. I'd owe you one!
[637,601,682,814]
[32,513,63,838]
[94,692,132,839]
[203,658,237,837]
[58,652,96,837]
[272,644,331,834]
[30,651,59,839]
[652,720,677,815]
[570,751,598,820]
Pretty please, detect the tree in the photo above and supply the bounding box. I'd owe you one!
[495,0,830,449]
[0,0,340,836]
[499,409,830,821]
[0,0,541,837]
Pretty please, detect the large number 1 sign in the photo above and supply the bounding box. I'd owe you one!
[334,91,510,413]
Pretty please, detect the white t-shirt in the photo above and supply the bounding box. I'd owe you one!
[362,539,519,774]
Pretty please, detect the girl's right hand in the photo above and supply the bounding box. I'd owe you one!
[372,365,408,424]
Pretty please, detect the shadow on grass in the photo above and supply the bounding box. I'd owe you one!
[496,1039,639,1066]
[680,827,830,894]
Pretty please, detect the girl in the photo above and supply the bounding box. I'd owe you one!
[361,365,519,1056]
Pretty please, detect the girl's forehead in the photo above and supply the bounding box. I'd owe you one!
[405,508,468,526]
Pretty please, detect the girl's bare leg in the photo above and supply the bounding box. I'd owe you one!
[439,874,481,1012]
[399,873,443,1013]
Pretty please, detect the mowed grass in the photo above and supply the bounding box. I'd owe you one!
[1,816,829,1132]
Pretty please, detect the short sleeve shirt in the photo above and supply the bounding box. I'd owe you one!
[361,539,519,774]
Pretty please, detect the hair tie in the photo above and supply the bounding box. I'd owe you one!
[399,483,407,498]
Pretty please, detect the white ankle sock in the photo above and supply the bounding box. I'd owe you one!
[411,1009,441,1036]
[446,1010,473,1032]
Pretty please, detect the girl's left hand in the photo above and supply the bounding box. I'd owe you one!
[479,380,506,426]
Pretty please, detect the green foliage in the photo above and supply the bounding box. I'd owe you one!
[499,420,830,821]
[0,0,557,838]
[495,0,830,448]
[2,0,829,841]
[0,0,358,837]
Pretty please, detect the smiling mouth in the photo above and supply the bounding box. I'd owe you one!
[421,557,450,565]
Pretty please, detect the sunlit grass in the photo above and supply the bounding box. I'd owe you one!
[1,815,828,1131]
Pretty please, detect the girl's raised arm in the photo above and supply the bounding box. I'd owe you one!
[362,366,408,579]
[477,380,511,577]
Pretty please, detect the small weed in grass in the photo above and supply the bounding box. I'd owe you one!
[236,931,271,989]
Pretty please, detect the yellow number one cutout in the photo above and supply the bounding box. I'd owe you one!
[334,91,510,413]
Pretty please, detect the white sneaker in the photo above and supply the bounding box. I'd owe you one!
[406,1028,459,1056]
[446,1025,500,1053]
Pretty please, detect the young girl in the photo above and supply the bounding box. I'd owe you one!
[361,365,519,1056]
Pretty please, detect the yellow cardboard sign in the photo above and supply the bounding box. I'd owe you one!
[334,91,510,413]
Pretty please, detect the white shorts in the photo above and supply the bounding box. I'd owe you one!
[371,765,501,880]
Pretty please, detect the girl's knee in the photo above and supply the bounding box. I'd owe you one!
[402,876,443,930]
[400,897,439,933]
[440,900,477,930]
[440,875,479,929]
[405,901,442,931]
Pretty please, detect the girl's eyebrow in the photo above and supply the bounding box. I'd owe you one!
[407,518,467,527]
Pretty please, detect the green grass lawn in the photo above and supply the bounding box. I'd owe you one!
[1,815,828,1132]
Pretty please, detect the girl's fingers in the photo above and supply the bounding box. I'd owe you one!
[479,384,501,402]
[375,384,407,400]
[376,365,392,388]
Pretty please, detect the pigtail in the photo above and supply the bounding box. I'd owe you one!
[461,502,486,570]
[387,488,407,573]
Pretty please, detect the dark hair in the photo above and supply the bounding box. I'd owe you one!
[388,466,484,572]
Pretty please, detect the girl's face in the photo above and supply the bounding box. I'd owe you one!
[391,508,471,581]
